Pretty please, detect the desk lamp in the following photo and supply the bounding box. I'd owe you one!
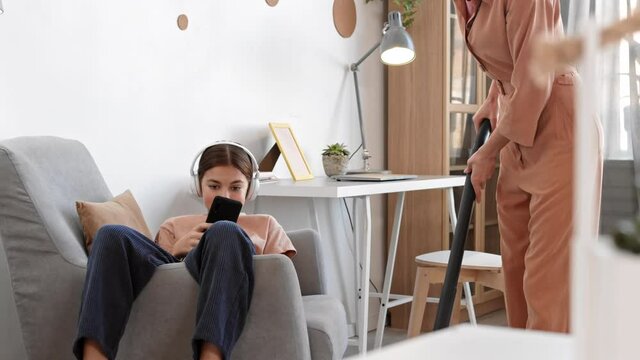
[350,10,415,173]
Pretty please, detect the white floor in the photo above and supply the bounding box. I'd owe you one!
[344,309,507,357]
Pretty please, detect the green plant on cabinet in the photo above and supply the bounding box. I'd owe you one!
[365,0,423,28]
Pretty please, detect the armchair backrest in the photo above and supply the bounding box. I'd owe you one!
[0,136,112,358]
[0,136,112,263]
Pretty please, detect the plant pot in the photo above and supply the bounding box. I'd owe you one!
[322,155,349,177]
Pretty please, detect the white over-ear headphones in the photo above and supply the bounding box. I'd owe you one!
[189,141,260,202]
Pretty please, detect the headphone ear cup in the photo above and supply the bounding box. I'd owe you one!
[190,173,201,197]
[247,173,260,202]
[190,146,207,198]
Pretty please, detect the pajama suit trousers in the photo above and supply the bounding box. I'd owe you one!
[496,72,602,332]
[73,221,256,360]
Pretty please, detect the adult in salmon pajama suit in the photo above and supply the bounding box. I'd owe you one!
[451,0,602,332]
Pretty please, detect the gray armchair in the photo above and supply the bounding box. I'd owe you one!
[0,136,348,360]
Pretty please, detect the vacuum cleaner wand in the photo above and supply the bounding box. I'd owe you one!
[433,118,492,330]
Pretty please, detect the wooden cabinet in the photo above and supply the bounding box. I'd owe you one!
[386,1,503,332]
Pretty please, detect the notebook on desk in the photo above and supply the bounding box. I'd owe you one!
[332,173,418,182]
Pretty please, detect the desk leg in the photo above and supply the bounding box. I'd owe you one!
[357,195,372,354]
[353,198,362,347]
[373,192,406,349]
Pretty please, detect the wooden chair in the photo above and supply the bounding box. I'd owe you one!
[407,189,505,337]
[407,250,504,336]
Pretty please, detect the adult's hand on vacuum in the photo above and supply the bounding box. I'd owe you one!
[464,145,497,203]
[172,222,211,259]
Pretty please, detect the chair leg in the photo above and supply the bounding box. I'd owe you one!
[463,282,477,325]
[450,283,463,325]
[408,267,430,338]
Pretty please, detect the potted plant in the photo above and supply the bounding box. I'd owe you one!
[322,143,350,177]
[366,0,423,28]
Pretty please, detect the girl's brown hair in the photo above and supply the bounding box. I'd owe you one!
[197,144,253,191]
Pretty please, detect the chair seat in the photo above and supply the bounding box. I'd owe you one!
[415,250,502,271]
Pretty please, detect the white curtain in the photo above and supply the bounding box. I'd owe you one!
[567,0,636,160]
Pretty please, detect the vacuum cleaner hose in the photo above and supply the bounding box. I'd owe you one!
[433,118,492,330]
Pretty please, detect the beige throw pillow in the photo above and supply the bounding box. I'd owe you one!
[76,190,153,253]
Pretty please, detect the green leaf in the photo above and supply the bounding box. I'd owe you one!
[367,0,422,29]
[322,142,350,156]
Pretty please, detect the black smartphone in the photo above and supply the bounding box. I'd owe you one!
[206,196,243,224]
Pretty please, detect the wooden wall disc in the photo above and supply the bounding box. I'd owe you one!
[333,0,357,38]
[177,14,189,31]
[265,0,279,7]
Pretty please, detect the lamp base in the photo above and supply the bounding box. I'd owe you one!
[347,169,393,175]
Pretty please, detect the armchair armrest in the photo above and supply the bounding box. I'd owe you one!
[287,229,326,296]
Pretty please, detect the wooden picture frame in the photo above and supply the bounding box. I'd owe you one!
[268,123,314,181]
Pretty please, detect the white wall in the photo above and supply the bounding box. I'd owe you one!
[0,0,386,229]
[0,0,388,333]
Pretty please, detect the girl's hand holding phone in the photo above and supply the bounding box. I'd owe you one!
[172,222,211,259]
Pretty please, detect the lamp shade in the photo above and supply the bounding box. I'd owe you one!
[380,11,415,66]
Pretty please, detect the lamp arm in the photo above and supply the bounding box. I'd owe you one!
[351,41,382,71]
[350,41,381,172]
[352,69,371,170]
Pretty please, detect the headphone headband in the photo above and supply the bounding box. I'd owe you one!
[189,141,260,201]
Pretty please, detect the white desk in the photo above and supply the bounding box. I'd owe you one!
[258,175,465,354]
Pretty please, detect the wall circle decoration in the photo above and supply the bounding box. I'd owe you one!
[177,14,189,30]
[333,0,357,38]
[265,0,279,6]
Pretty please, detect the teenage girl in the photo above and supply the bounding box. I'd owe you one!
[74,142,295,360]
